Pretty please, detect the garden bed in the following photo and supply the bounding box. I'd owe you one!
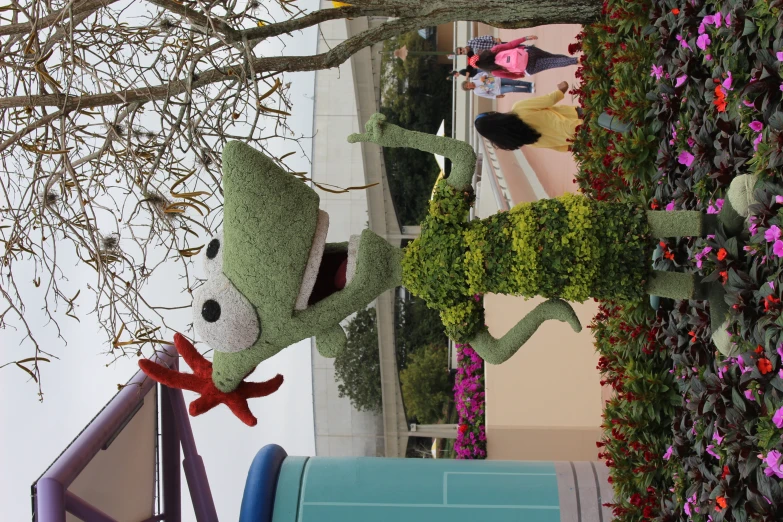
[570,0,783,519]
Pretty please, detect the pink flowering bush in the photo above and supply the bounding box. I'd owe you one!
[453,344,487,459]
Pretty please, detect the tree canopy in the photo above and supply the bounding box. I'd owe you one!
[333,307,382,414]
[400,344,452,424]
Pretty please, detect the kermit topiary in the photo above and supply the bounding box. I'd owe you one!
[139,112,755,425]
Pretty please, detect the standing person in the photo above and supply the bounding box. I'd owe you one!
[461,72,534,98]
[472,36,579,79]
[473,81,583,152]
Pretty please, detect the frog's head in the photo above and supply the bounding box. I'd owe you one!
[192,141,401,394]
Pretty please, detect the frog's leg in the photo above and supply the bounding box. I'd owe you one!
[470,299,581,365]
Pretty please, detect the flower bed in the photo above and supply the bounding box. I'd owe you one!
[570,0,783,519]
[453,343,487,459]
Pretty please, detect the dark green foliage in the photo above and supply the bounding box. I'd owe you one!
[395,294,447,370]
[333,307,382,414]
[380,29,453,225]
[400,344,453,424]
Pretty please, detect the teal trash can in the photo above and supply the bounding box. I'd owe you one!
[240,445,613,522]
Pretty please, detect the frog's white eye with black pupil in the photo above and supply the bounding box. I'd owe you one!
[203,231,224,277]
[192,273,260,353]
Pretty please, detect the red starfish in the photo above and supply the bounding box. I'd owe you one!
[138,333,283,427]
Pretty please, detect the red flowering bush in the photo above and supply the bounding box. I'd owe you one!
[453,344,487,459]
[591,300,679,521]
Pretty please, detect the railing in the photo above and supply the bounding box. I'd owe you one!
[478,138,513,211]
[33,351,218,522]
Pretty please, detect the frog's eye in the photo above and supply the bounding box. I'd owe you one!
[192,273,260,353]
[203,231,224,277]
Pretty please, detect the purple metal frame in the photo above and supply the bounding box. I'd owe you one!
[33,349,219,522]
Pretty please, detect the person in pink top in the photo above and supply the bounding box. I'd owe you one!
[472,36,579,79]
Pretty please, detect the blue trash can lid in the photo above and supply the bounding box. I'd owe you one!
[239,444,288,522]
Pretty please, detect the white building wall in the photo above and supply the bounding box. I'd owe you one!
[309,4,385,457]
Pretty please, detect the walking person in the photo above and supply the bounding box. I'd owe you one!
[472,36,579,79]
[462,72,534,99]
[455,35,538,55]
[474,81,583,152]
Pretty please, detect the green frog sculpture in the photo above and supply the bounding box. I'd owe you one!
[139,113,756,425]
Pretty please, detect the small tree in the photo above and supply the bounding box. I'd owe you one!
[333,307,382,414]
[400,343,452,424]
[396,294,446,370]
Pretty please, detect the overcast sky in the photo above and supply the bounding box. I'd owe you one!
[0,1,321,520]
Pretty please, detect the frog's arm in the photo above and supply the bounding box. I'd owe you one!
[315,324,347,357]
[469,299,582,364]
[348,113,476,191]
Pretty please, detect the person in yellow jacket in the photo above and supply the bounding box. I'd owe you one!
[473,81,583,152]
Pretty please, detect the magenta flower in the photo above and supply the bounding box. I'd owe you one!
[744,389,755,401]
[705,54,712,61]
[750,120,764,132]
[663,445,674,460]
[707,199,724,214]
[754,133,763,151]
[706,444,721,459]
[703,15,715,25]
[675,74,688,88]
[762,450,783,478]
[765,225,781,243]
[697,33,711,50]
[715,11,722,27]
[651,64,664,80]
[743,99,756,107]
[712,431,724,444]
[776,195,783,204]
[698,23,706,35]
[777,51,783,62]
[726,13,731,25]
[666,200,676,211]
[678,150,695,167]
[774,240,783,258]
[773,406,783,429]
[722,71,733,91]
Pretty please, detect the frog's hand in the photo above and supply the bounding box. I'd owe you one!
[470,299,581,364]
[315,324,347,358]
[348,113,476,190]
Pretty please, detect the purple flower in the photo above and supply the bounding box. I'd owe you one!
[677,150,695,167]
[743,99,756,107]
[707,199,724,214]
[773,406,783,429]
[651,64,664,80]
[666,200,676,211]
[744,389,755,401]
[777,51,783,62]
[754,133,763,151]
[726,13,731,25]
[698,23,706,35]
[750,120,764,132]
[706,444,721,459]
[687,137,695,147]
[715,11,723,27]
[765,225,781,243]
[722,71,733,91]
[774,240,783,258]
[762,450,783,478]
[712,431,724,445]
[697,33,711,50]
[663,445,674,460]
[779,83,783,92]
[703,15,715,25]
[776,195,783,204]
[675,74,688,88]
[705,54,712,61]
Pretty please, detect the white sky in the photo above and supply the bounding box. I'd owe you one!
[0,1,321,520]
